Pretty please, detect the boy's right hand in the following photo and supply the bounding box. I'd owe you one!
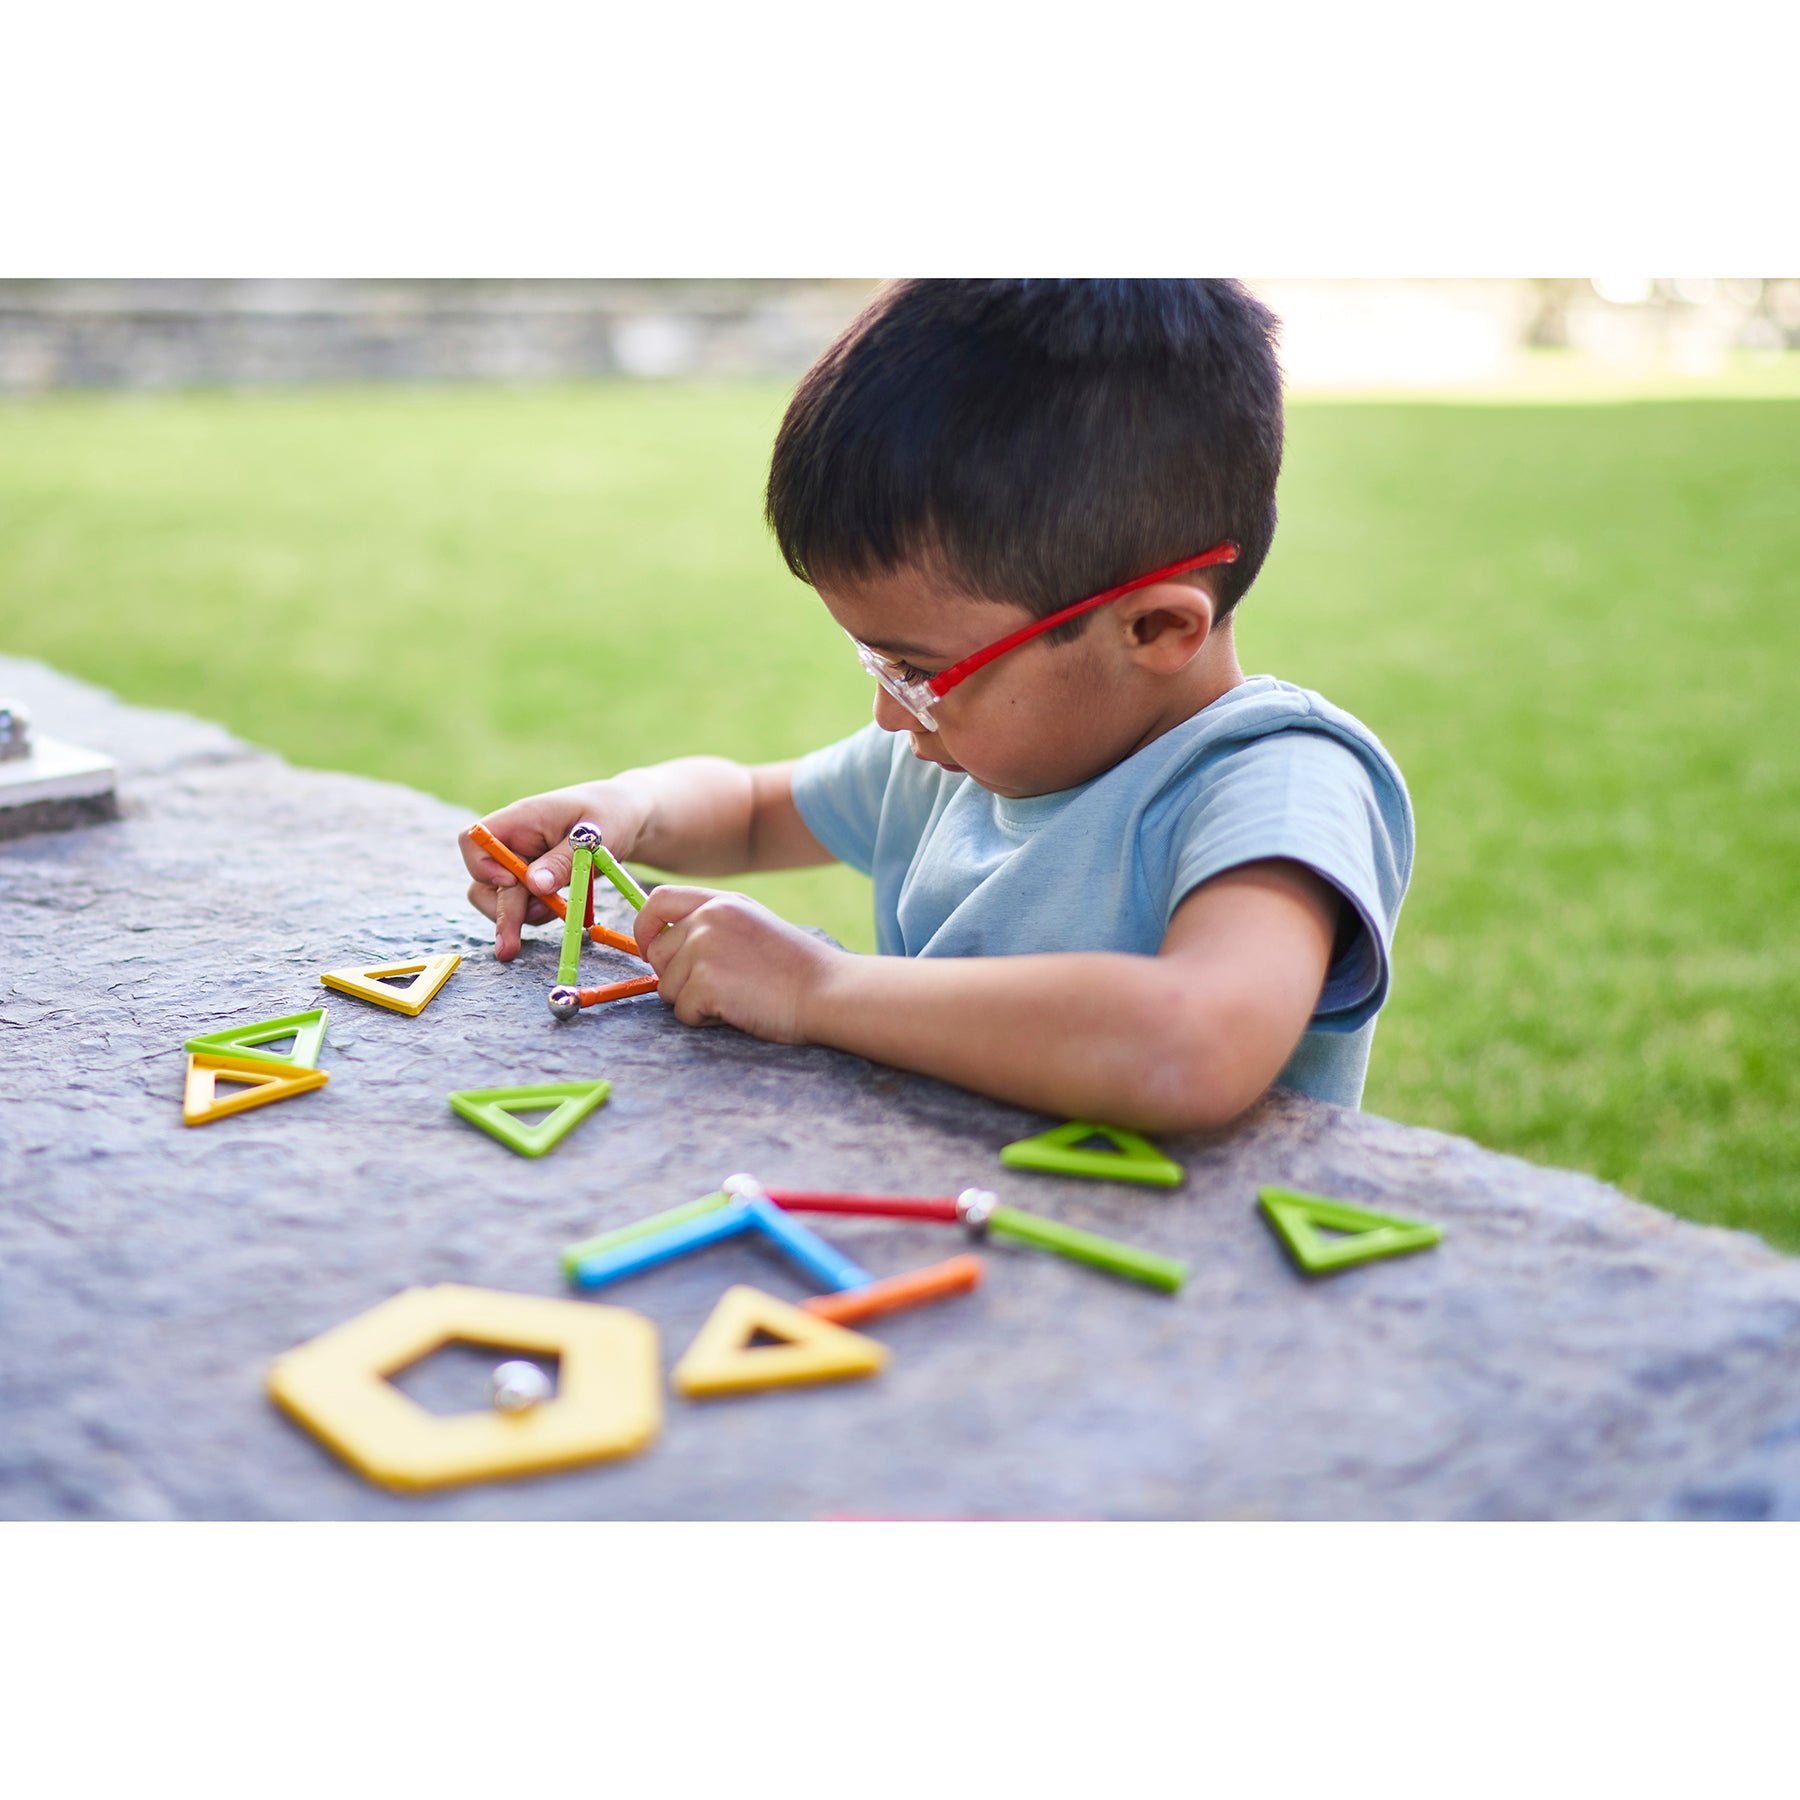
[458,784,641,961]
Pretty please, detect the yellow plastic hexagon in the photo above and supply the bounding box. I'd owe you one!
[267,1283,661,1491]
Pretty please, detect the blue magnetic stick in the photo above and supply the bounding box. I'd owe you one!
[745,1196,873,1293]
[571,1200,753,1291]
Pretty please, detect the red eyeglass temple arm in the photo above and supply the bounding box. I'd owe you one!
[927,541,1240,699]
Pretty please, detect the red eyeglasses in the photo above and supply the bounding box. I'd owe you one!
[849,540,1240,729]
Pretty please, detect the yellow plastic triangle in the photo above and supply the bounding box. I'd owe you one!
[671,1285,889,1398]
[320,952,461,1016]
[183,1052,330,1126]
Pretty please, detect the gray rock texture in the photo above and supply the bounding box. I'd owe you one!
[3,654,1799,1520]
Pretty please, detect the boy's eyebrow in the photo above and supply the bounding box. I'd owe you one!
[861,635,947,661]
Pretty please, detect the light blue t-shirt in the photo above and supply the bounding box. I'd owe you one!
[791,675,1414,1109]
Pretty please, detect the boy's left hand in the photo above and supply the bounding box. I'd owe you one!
[637,886,840,1045]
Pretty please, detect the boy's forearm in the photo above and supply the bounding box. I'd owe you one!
[801,950,1265,1135]
[601,757,754,873]
[605,757,812,875]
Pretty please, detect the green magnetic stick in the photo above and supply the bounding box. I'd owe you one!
[593,842,649,911]
[987,1205,1189,1293]
[558,845,595,986]
[559,1191,732,1278]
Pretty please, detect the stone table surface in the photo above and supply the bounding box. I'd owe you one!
[4,654,1800,1521]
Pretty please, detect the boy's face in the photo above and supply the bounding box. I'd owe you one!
[815,563,1210,800]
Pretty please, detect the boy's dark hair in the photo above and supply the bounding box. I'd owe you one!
[765,279,1284,637]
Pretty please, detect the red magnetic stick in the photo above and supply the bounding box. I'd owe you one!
[762,1190,962,1224]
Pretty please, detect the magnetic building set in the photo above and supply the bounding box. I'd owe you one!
[174,822,1442,1492]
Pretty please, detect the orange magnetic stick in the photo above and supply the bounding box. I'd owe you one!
[577,976,661,1008]
[801,1254,983,1326]
[467,821,643,958]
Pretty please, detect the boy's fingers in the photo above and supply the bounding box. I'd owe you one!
[459,822,529,888]
[493,882,530,961]
[670,968,724,1028]
[466,879,523,961]
[525,840,575,900]
[635,885,714,953]
[467,878,557,959]
[649,926,685,998]
[646,914,709,1019]
[460,843,512,889]
[641,911,687,980]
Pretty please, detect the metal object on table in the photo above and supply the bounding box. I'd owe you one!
[0,701,30,761]
[955,1188,999,1235]
[0,699,118,840]
[489,1360,553,1413]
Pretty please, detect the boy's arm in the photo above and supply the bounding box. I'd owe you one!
[616,757,829,873]
[460,758,830,960]
[638,859,1340,1134]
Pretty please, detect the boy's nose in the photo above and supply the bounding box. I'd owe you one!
[872,687,914,733]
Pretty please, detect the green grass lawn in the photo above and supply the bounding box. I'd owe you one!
[1,381,1795,1248]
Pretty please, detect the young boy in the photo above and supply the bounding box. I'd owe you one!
[459,280,1412,1134]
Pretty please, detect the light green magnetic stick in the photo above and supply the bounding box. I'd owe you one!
[987,1204,1189,1293]
[592,841,649,911]
[559,1191,731,1278]
[558,844,595,986]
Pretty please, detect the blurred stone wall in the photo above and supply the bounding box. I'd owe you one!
[2,279,1795,394]
[1529,277,1800,363]
[0,280,880,392]
[1254,278,1800,390]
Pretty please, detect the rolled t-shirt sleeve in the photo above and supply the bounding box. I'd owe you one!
[1166,728,1413,1027]
[791,722,903,877]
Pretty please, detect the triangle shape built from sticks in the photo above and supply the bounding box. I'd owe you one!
[1258,1186,1443,1275]
[671,1285,889,1398]
[999,1119,1183,1187]
[320,953,460,1017]
[183,1053,329,1126]
[447,1080,612,1158]
[184,1008,329,1069]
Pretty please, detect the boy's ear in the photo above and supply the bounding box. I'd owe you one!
[1117,581,1215,671]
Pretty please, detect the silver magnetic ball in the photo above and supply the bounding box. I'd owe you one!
[489,1360,552,1412]
[0,701,30,762]
[721,1172,766,1202]
[956,1188,998,1234]
[569,821,602,850]
[547,985,581,1021]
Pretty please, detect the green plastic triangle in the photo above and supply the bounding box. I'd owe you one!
[446,1080,611,1158]
[1258,1186,1442,1274]
[998,1119,1183,1187]
[183,1008,329,1070]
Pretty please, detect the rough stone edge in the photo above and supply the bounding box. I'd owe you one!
[0,654,260,781]
[0,790,120,842]
[8,651,1784,1288]
[1174,1083,1796,1279]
